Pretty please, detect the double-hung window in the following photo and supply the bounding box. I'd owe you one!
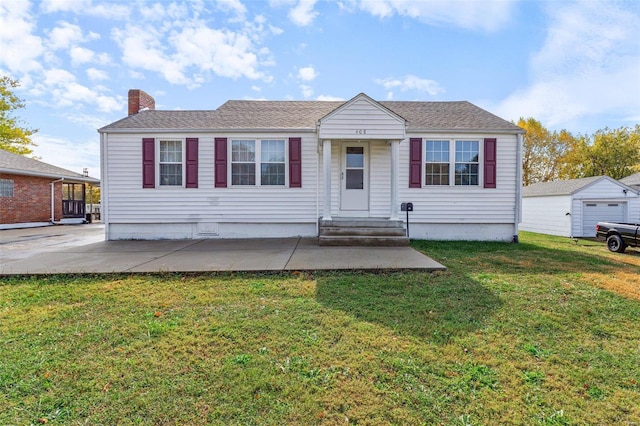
[424,139,480,186]
[454,140,479,186]
[159,140,183,186]
[425,140,450,185]
[231,139,285,186]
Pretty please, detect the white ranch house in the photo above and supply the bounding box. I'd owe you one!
[520,176,640,238]
[98,91,524,244]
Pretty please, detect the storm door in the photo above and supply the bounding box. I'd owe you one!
[340,143,369,214]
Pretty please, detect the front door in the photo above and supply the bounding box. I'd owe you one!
[340,143,369,215]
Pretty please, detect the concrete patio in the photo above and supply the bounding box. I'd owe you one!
[0,225,446,275]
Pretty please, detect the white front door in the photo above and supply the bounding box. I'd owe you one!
[340,143,369,214]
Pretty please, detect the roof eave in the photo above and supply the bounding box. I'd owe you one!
[98,127,318,134]
[408,127,526,135]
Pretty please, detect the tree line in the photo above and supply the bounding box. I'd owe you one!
[1,76,639,186]
[519,117,640,185]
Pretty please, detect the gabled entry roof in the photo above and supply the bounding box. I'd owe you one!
[99,92,523,134]
[318,93,406,140]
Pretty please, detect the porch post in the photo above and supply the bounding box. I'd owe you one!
[390,140,400,220]
[323,139,332,220]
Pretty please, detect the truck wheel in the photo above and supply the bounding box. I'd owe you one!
[606,234,626,253]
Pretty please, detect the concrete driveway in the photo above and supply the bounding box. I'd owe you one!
[0,224,445,275]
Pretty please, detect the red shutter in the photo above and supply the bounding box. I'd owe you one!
[484,138,497,188]
[186,138,198,188]
[409,138,422,188]
[215,137,227,188]
[289,137,302,188]
[142,138,155,188]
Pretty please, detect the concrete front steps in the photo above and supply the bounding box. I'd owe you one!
[318,218,409,246]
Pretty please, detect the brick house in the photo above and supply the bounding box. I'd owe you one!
[0,149,100,229]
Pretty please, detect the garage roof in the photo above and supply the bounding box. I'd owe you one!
[522,176,632,197]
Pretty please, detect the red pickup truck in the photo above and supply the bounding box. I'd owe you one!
[595,222,640,253]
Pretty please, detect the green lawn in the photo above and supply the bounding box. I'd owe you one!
[1,232,639,425]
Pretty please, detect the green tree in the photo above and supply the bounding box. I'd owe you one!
[560,125,640,180]
[0,76,37,155]
[518,117,575,186]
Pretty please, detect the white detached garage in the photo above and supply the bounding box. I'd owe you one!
[520,176,640,237]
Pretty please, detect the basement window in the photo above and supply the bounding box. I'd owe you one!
[0,178,14,197]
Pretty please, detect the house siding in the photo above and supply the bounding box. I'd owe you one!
[319,97,405,140]
[103,133,319,239]
[396,133,519,241]
[0,173,62,224]
[520,195,572,237]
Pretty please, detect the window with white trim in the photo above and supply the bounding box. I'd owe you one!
[231,139,285,186]
[455,140,479,186]
[159,140,183,186]
[425,140,450,185]
[424,139,480,186]
[0,178,14,197]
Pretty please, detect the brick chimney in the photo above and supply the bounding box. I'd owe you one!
[128,89,155,115]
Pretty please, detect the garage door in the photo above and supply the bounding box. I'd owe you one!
[582,202,626,237]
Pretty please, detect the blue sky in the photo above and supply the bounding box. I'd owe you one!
[1,0,639,178]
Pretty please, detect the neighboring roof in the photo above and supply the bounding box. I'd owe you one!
[522,176,634,197]
[620,172,640,186]
[99,96,524,133]
[0,149,100,184]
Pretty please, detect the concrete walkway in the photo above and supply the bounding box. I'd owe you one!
[0,225,445,275]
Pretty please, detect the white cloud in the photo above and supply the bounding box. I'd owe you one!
[494,1,640,130]
[316,95,344,101]
[47,21,84,49]
[357,0,515,32]
[300,84,313,98]
[62,111,113,130]
[87,67,109,81]
[375,75,445,96]
[289,0,319,26]
[298,65,318,81]
[0,1,44,73]
[216,0,247,20]
[40,0,130,19]
[69,46,95,65]
[37,68,122,113]
[112,16,272,87]
[32,134,101,178]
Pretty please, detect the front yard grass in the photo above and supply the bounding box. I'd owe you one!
[1,232,638,425]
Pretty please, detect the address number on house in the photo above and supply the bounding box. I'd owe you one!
[355,129,367,135]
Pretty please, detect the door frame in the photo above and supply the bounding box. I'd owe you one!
[339,141,370,216]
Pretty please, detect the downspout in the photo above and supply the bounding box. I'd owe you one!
[316,123,320,231]
[100,132,109,240]
[514,133,523,243]
[50,178,64,224]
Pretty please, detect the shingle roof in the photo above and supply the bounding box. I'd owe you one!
[99,99,523,132]
[0,149,100,183]
[522,176,610,197]
[620,172,640,186]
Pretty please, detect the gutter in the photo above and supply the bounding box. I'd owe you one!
[97,127,318,134]
[50,178,64,224]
